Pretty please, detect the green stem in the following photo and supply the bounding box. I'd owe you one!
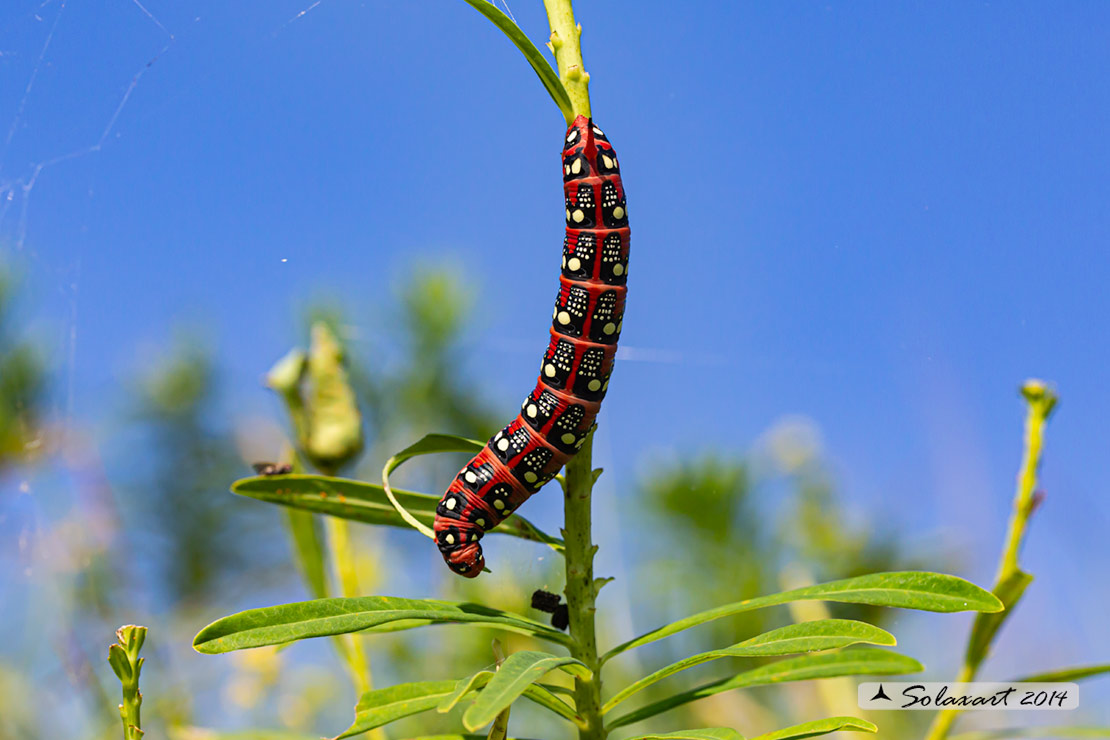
[924,380,1057,740]
[543,0,591,121]
[563,431,605,740]
[109,625,147,740]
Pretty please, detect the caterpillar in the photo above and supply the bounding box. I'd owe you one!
[433,115,629,577]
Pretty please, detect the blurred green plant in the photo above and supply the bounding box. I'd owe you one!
[108,625,148,740]
[0,264,45,469]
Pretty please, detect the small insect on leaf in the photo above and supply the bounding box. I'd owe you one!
[252,461,293,476]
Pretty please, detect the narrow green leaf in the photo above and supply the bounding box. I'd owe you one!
[626,730,745,740]
[458,0,575,123]
[750,716,877,740]
[1013,664,1110,683]
[603,619,895,713]
[336,681,458,739]
[952,729,1110,740]
[107,644,131,682]
[462,651,591,731]
[437,671,493,713]
[388,433,485,461]
[233,474,563,551]
[520,683,582,725]
[964,569,1033,668]
[603,572,1001,662]
[193,597,571,654]
[607,648,922,730]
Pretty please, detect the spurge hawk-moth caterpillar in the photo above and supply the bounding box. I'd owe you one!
[433,115,629,577]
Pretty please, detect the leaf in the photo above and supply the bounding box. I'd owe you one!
[520,683,582,725]
[437,671,494,713]
[107,644,131,682]
[603,619,895,712]
[603,571,1001,662]
[951,729,1110,740]
[335,681,458,738]
[233,474,563,551]
[1013,664,1110,683]
[462,651,591,731]
[193,597,571,654]
[458,0,574,123]
[964,568,1033,668]
[606,648,922,730]
[750,716,878,740]
[626,730,746,740]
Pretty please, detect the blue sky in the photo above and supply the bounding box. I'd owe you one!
[3,0,1109,726]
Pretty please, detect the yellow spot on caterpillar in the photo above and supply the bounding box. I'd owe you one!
[613,206,625,219]
[557,310,571,325]
[603,322,616,335]
[544,363,556,377]
[568,257,581,271]
[613,263,624,276]
[588,379,601,392]
[561,432,576,444]
[524,471,538,483]
[572,209,584,223]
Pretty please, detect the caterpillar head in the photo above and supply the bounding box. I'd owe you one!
[444,541,485,578]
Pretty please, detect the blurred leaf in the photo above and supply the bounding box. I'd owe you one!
[107,644,132,682]
[606,648,923,730]
[172,732,318,740]
[458,0,574,123]
[1013,664,1110,683]
[603,619,895,712]
[626,730,745,740]
[750,716,877,740]
[232,474,563,550]
[193,596,571,653]
[336,680,458,738]
[951,729,1110,740]
[462,651,591,731]
[964,569,1033,668]
[603,572,1001,662]
[438,671,494,712]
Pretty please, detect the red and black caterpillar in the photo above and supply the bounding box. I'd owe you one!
[433,115,629,577]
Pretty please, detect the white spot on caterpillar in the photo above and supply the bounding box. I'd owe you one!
[544,364,556,378]
[613,206,625,219]
[568,257,581,271]
[526,404,538,417]
[446,533,455,544]
[557,310,571,325]
[588,379,601,392]
[571,159,582,174]
[565,164,571,174]
[446,498,457,510]
[497,438,509,452]
[572,209,585,223]
[601,154,613,168]
[593,126,604,136]
[465,471,477,484]
[566,209,571,220]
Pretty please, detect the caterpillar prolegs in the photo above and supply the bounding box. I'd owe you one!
[433,115,629,577]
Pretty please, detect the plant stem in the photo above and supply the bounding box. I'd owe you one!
[563,431,605,740]
[108,625,147,740]
[924,380,1057,740]
[543,0,591,121]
